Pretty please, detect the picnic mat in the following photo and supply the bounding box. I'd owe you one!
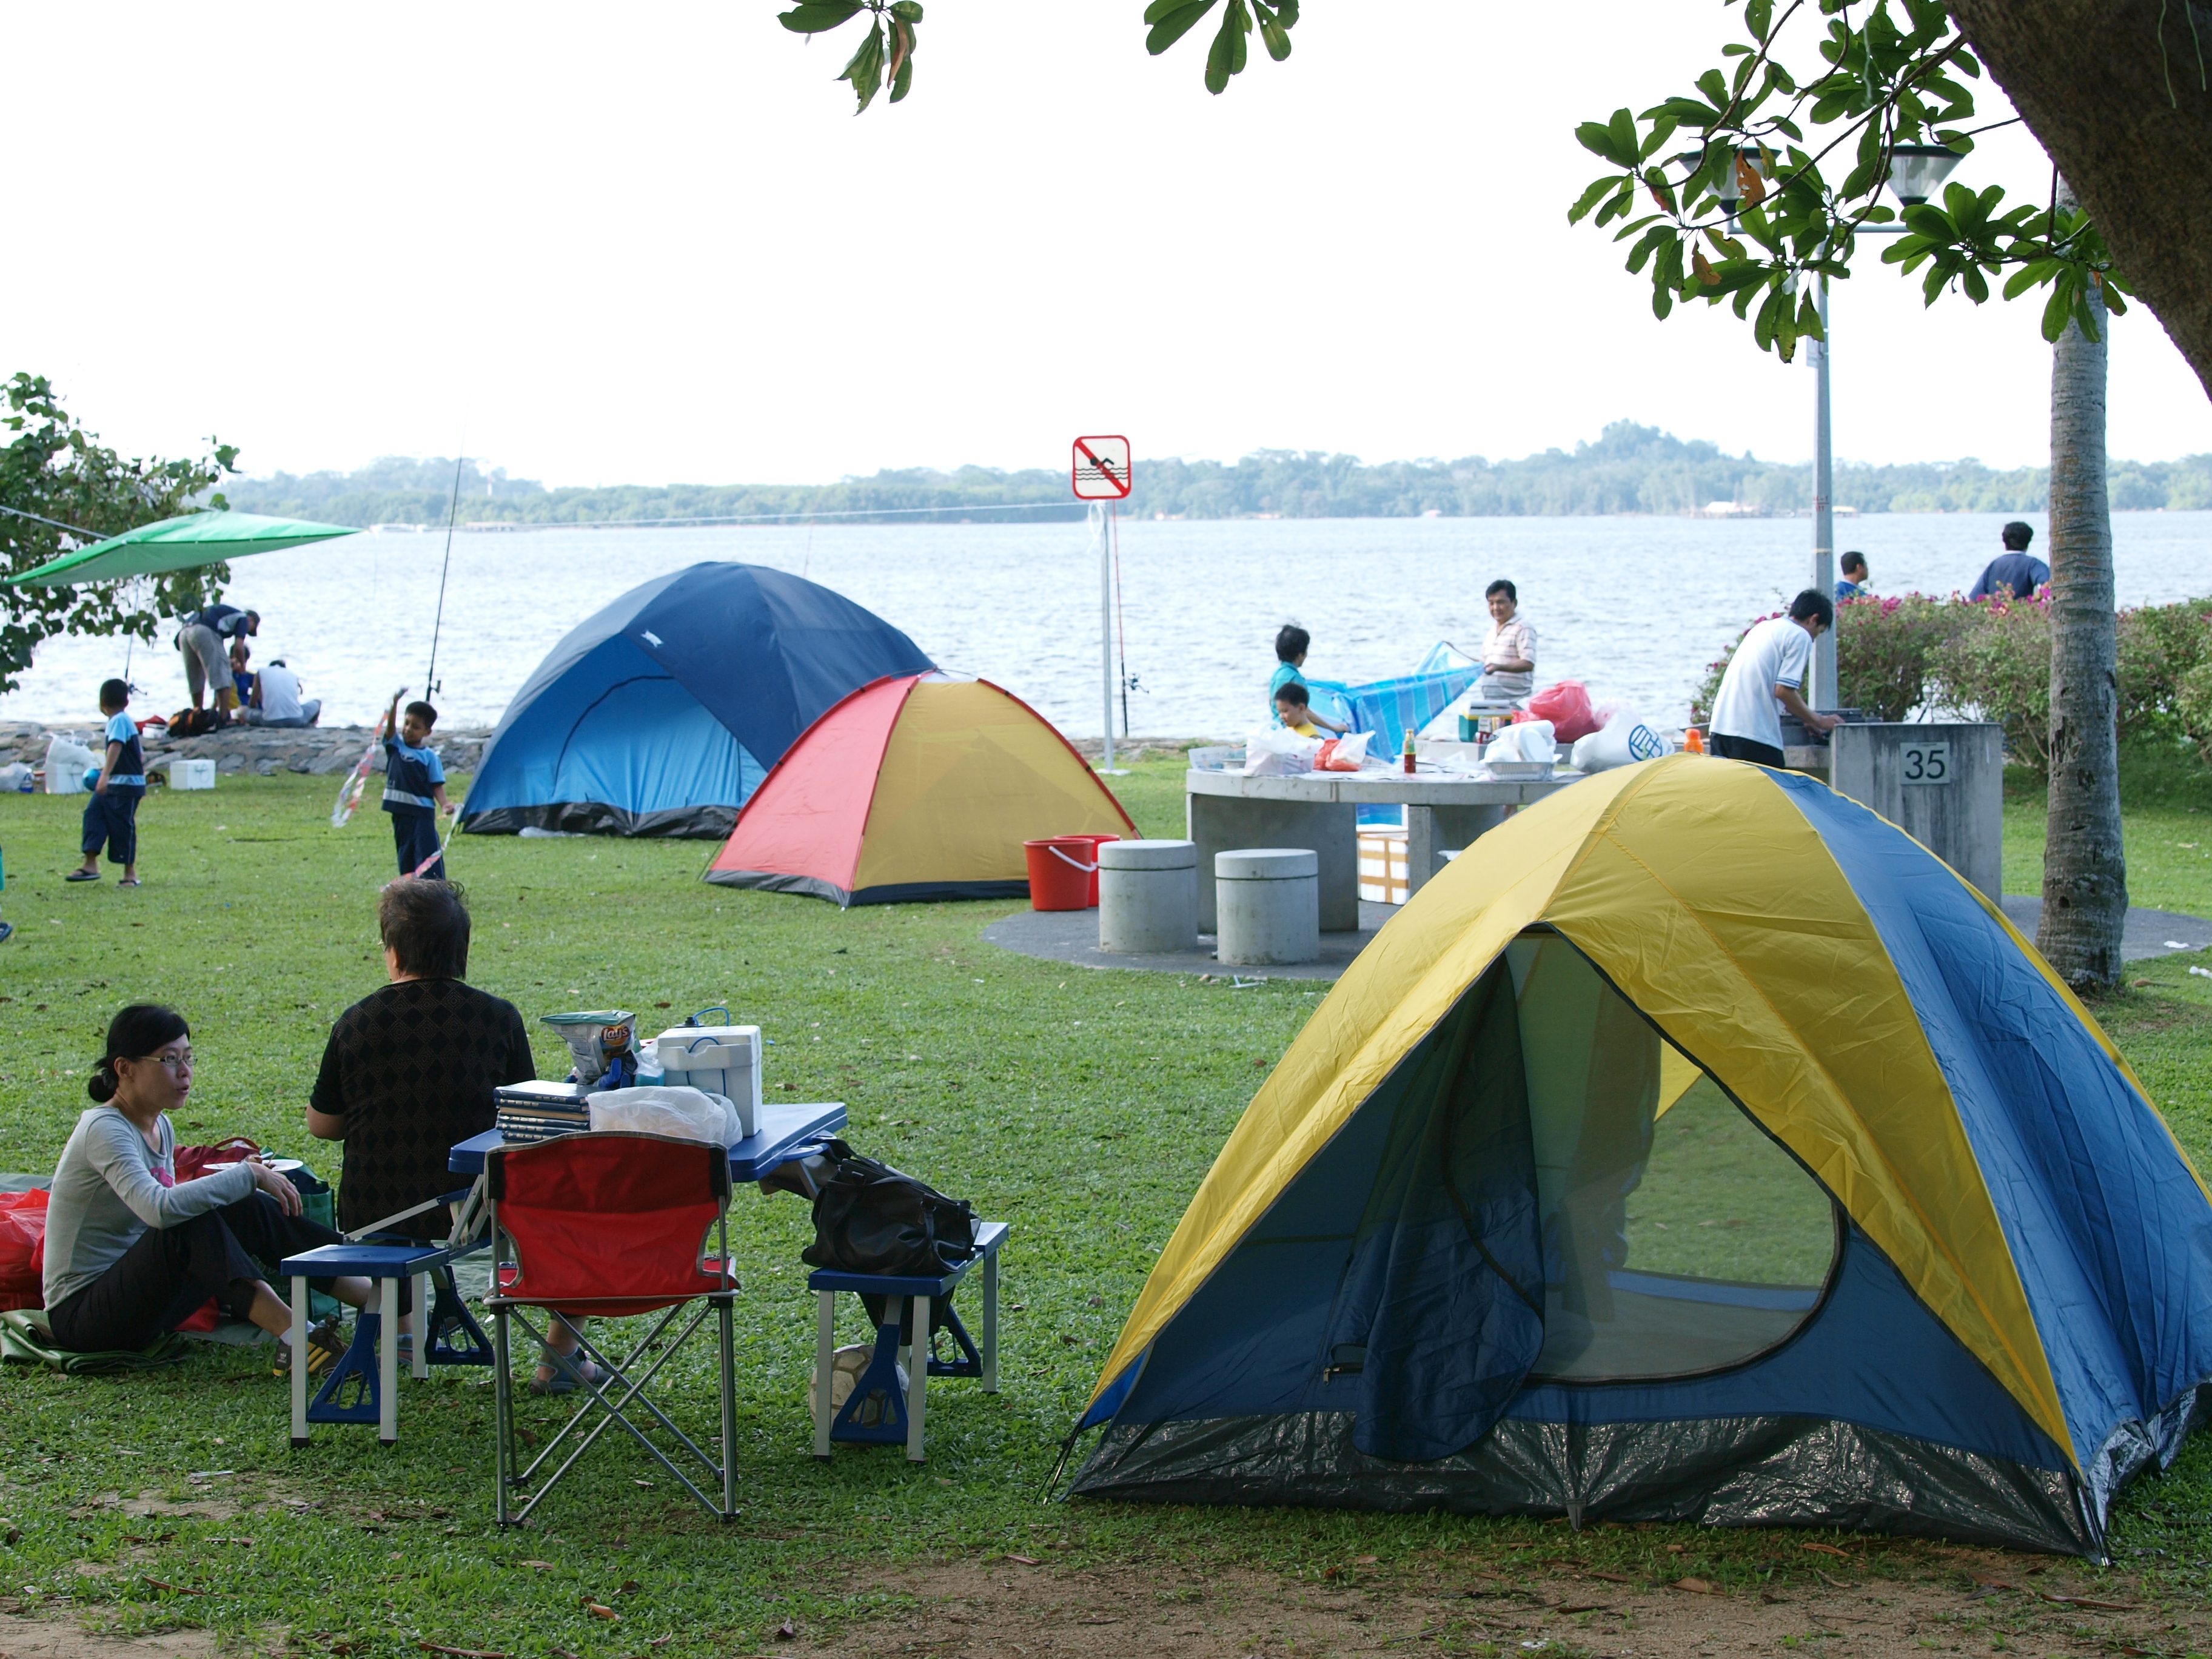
[0,1307,193,1374]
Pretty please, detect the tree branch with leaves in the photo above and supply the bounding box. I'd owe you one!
[1566,0,2130,361]
[1,373,239,697]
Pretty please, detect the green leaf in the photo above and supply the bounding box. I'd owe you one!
[1256,5,1291,61]
[1745,0,1774,41]
[1145,0,1216,55]
[1204,0,1250,94]
[1567,175,1621,224]
[1575,115,1638,169]
[779,1,865,34]
[839,18,886,112]
[888,0,922,18]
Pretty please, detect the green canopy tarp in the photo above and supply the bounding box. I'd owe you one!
[4,510,358,588]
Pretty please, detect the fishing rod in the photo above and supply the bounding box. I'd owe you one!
[423,451,464,697]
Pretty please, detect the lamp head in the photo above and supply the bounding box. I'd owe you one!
[1885,143,1964,207]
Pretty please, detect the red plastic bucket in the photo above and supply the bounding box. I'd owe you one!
[1023,837,1099,911]
[1067,834,1119,905]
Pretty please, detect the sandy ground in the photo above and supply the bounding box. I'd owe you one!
[786,1550,2209,1658]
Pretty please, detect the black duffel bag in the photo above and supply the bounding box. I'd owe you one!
[801,1141,978,1279]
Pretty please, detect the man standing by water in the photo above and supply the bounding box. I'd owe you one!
[1477,580,1538,702]
[1969,522,2049,601]
[1835,552,1869,603]
[175,603,258,720]
[1706,591,1841,768]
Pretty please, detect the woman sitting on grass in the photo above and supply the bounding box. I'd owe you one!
[41,1004,408,1360]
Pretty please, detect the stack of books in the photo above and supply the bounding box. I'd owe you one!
[494,1081,593,1144]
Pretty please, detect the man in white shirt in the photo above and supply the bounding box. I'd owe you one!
[1478,579,1538,702]
[247,659,321,728]
[1706,590,1842,767]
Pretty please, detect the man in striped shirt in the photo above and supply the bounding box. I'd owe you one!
[1478,580,1539,702]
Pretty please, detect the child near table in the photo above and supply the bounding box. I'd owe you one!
[69,679,146,887]
[382,692,453,880]
[1273,681,1345,738]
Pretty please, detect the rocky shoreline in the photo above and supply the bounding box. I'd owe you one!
[0,720,491,780]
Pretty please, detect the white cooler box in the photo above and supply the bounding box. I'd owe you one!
[654,1025,762,1136]
[166,758,216,789]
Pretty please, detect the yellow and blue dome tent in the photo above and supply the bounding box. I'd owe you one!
[1070,755,2212,1557]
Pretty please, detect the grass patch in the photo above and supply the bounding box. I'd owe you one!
[0,758,2206,1654]
[2003,740,2212,917]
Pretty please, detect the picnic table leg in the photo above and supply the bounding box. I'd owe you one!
[377,1277,399,1445]
[812,1290,835,1461]
[905,1294,930,1463]
[290,1275,309,1447]
[411,1272,429,1379]
[982,1245,1000,1394]
[1407,805,1437,898]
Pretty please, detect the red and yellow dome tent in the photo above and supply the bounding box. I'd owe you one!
[704,674,1133,907]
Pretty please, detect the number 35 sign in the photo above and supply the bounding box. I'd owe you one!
[1900,740,1951,784]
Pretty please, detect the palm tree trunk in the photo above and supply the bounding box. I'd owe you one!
[2036,176,2127,990]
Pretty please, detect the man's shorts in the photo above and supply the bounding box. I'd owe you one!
[177,624,233,706]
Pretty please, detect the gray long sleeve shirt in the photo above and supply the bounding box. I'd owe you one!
[42,1108,256,1309]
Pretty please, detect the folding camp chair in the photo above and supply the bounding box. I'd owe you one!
[484,1132,739,1525]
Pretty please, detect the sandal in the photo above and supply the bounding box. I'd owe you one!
[65,870,101,882]
[529,1347,602,1396]
[118,878,141,888]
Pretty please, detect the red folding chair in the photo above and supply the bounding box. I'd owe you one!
[484,1132,739,1525]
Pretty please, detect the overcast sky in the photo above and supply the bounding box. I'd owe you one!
[7,2,2209,488]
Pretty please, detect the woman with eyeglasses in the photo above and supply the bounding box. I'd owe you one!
[41,1004,406,1358]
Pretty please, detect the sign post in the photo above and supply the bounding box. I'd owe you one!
[1072,436,1133,775]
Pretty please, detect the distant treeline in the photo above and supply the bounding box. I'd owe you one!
[220,423,2212,527]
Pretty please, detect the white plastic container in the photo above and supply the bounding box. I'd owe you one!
[44,736,96,794]
[656,1026,761,1136]
[166,758,216,789]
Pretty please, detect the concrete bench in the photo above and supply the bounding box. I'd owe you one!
[1216,847,1320,965]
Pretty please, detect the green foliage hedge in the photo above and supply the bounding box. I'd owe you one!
[1691,592,2212,772]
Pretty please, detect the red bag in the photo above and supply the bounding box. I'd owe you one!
[1520,681,1601,745]
[175,1137,260,1180]
[0,1190,50,1312]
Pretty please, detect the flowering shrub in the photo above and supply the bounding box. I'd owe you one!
[1836,593,1972,723]
[1931,595,2053,771]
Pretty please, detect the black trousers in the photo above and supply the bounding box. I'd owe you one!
[81,789,141,864]
[390,810,443,880]
[46,1191,409,1353]
[1708,733,1786,768]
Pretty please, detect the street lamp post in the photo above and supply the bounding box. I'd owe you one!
[1808,144,1963,707]
[1693,143,1965,709]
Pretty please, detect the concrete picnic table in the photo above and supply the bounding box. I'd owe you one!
[1186,762,1581,932]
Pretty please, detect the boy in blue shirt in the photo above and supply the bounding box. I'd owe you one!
[382,691,452,880]
[69,679,146,886]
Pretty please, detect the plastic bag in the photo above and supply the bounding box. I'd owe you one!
[43,736,95,795]
[1314,732,1372,772]
[1572,711,1672,773]
[1521,682,1601,745]
[587,1085,741,1147]
[0,1190,49,1312]
[1244,728,1324,777]
[1486,720,1556,765]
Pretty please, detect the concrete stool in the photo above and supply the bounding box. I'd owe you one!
[1099,839,1198,953]
[1216,848,1319,966]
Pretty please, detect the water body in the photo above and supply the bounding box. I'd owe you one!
[4,511,2207,740]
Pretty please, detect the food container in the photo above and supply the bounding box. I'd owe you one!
[166,758,216,789]
[656,1026,762,1136]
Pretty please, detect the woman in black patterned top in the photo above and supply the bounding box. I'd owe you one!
[306,880,536,1242]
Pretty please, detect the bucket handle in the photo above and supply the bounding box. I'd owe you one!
[1048,845,1099,874]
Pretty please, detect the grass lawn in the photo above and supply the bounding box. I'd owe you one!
[0,756,2208,1657]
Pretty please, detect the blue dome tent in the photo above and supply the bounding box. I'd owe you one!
[461,563,934,838]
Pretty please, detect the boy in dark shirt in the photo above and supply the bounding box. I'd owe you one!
[382,692,452,880]
[69,679,147,887]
